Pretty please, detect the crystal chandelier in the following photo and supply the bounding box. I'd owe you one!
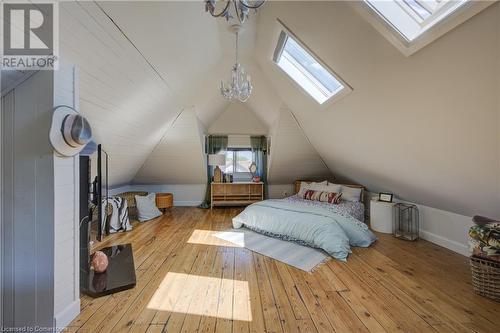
[205,0,266,24]
[220,25,252,102]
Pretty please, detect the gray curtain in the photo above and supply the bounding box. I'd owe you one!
[251,136,268,198]
[199,135,228,208]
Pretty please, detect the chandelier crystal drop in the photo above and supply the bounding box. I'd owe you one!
[205,0,266,24]
[220,28,252,102]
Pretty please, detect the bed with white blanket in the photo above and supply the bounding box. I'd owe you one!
[232,180,377,261]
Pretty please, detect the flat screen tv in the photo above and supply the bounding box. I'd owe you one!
[97,144,109,241]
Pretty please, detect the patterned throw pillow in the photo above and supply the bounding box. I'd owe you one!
[303,189,342,204]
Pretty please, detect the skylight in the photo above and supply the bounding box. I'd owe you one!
[364,0,469,42]
[273,30,346,104]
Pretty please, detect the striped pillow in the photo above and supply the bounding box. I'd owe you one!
[303,189,342,204]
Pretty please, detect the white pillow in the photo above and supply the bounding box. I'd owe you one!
[340,186,362,202]
[326,183,342,193]
[135,193,162,222]
[298,181,328,196]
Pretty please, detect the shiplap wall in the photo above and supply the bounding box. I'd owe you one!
[53,65,80,328]
[1,71,55,327]
[133,109,206,184]
[60,1,182,187]
[268,108,332,184]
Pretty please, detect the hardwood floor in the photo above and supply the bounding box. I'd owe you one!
[69,207,500,333]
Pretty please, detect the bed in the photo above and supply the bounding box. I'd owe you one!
[232,180,377,261]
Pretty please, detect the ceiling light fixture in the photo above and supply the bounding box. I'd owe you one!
[220,24,252,102]
[205,0,266,24]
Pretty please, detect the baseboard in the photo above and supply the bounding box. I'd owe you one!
[174,200,203,207]
[419,229,469,257]
[54,299,80,331]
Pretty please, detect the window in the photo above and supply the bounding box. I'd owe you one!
[273,29,347,105]
[224,150,253,174]
[364,0,469,42]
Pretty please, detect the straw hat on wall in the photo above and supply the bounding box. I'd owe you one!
[49,105,92,157]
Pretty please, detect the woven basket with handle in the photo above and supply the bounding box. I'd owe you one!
[470,256,500,302]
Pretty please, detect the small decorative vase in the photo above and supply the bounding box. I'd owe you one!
[91,250,109,273]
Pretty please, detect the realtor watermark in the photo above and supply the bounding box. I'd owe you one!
[1,0,59,70]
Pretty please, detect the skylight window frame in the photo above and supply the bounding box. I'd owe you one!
[271,20,352,107]
[353,0,495,56]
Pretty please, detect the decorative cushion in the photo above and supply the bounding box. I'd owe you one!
[135,193,162,222]
[302,189,342,204]
[298,181,329,196]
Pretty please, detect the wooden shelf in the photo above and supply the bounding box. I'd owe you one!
[211,182,264,209]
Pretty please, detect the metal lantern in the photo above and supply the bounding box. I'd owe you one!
[393,203,419,241]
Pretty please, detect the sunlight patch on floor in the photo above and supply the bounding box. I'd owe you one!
[187,229,245,247]
[147,272,252,321]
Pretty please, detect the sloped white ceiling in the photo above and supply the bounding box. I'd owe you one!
[254,1,500,217]
[60,1,182,186]
[133,109,206,184]
[268,108,332,184]
[57,1,499,217]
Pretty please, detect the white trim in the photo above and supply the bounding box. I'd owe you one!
[72,68,80,305]
[351,0,496,56]
[0,71,3,326]
[367,191,471,256]
[419,229,469,257]
[54,299,80,332]
[174,200,203,207]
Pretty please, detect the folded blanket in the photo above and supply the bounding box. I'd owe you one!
[233,199,376,261]
[104,197,132,233]
[469,222,500,262]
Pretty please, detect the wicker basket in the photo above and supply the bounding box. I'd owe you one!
[156,193,173,210]
[470,256,500,302]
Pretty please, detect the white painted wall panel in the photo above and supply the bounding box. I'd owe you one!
[53,65,80,328]
[126,184,206,207]
[134,109,206,185]
[1,71,55,328]
[208,103,268,135]
[60,1,182,186]
[255,1,500,217]
[268,108,332,184]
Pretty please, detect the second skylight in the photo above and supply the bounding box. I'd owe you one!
[273,30,345,105]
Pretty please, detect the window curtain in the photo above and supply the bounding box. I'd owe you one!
[199,135,228,209]
[250,136,268,198]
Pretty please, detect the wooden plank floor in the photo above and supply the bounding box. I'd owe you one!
[69,207,500,333]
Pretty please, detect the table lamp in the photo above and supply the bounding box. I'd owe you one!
[208,154,226,183]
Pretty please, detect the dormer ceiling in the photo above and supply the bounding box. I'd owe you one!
[55,1,500,218]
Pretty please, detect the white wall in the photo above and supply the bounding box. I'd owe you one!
[133,109,206,185]
[208,103,268,135]
[53,65,80,329]
[255,1,500,218]
[125,184,206,206]
[367,192,472,256]
[268,107,332,184]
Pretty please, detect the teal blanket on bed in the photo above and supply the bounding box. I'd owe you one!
[232,200,377,261]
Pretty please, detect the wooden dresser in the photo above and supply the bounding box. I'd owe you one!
[211,182,264,209]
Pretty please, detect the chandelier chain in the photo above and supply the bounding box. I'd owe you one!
[205,0,267,102]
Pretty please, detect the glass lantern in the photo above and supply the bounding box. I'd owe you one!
[393,203,419,241]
